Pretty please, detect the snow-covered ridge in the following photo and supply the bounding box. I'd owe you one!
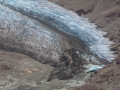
[0,0,115,62]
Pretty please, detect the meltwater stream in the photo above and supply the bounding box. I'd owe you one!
[0,0,115,62]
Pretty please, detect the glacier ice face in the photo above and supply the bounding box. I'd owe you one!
[0,0,115,62]
[84,64,105,73]
[0,4,65,64]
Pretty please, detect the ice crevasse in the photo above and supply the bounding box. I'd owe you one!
[0,0,116,62]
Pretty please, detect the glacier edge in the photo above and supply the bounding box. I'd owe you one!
[0,0,116,62]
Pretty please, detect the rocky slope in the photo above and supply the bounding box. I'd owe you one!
[0,0,119,90]
[49,0,120,90]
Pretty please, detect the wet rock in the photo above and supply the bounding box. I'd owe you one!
[47,48,86,81]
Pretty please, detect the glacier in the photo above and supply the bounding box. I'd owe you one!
[0,0,115,62]
[0,4,66,64]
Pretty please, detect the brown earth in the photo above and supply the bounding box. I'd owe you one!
[49,0,120,90]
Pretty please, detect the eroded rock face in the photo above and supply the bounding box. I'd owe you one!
[47,48,108,81]
[47,48,86,81]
